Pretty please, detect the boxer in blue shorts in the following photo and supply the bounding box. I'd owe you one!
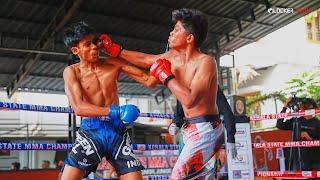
[61,22,157,180]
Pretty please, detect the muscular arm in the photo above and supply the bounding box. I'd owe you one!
[120,49,164,68]
[167,57,216,108]
[63,67,109,117]
[109,59,159,88]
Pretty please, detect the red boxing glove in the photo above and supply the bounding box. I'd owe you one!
[150,59,175,85]
[99,34,122,58]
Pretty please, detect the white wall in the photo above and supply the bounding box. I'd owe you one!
[0,92,69,169]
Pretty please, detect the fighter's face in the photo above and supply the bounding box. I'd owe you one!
[72,35,99,62]
[168,21,192,49]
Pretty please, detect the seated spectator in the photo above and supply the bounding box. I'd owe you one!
[41,160,51,169]
[55,160,64,170]
[276,97,320,170]
[11,162,20,170]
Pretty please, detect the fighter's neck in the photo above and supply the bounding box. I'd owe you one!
[79,60,99,70]
[174,45,199,62]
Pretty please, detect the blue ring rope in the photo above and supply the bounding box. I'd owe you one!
[0,142,178,151]
[0,101,174,119]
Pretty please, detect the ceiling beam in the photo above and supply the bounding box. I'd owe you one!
[135,0,273,28]
[0,47,68,56]
[233,0,291,9]
[1,73,159,87]
[0,16,47,27]
[0,28,164,50]
[6,0,83,98]
[220,0,320,54]
[0,72,61,79]
[218,0,268,52]
[0,54,67,64]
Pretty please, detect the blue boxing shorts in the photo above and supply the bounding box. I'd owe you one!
[64,117,144,177]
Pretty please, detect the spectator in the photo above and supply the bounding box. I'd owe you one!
[41,160,51,169]
[55,160,64,170]
[11,162,20,170]
[276,97,320,171]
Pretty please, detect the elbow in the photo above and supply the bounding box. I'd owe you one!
[145,81,157,88]
[144,76,158,88]
[177,93,196,108]
[72,106,85,116]
[183,98,196,108]
[73,108,82,116]
[145,84,155,88]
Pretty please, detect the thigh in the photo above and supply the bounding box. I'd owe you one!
[64,129,103,176]
[106,131,144,176]
[61,164,85,180]
[172,123,224,179]
[119,171,142,180]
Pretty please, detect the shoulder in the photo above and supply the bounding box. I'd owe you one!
[63,64,80,81]
[198,54,216,69]
[63,64,78,75]
[161,51,177,63]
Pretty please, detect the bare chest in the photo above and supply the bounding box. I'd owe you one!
[77,67,118,94]
[172,62,197,87]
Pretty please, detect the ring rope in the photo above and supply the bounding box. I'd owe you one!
[253,140,320,148]
[0,142,178,151]
[2,141,319,178]
[0,101,174,119]
[2,101,319,121]
[250,109,320,121]
[2,139,319,151]
[0,102,320,121]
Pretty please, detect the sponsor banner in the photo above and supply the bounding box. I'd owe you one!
[251,130,291,171]
[256,171,320,178]
[253,140,320,148]
[249,109,320,121]
[0,142,72,151]
[134,150,178,171]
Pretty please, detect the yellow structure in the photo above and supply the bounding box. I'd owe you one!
[305,10,320,44]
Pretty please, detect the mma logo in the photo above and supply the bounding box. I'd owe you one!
[72,132,94,156]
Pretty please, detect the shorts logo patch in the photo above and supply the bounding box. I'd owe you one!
[122,132,135,158]
[122,145,131,156]
[126,159,141,168]
[72,131,94,156]
[68,130,101,169]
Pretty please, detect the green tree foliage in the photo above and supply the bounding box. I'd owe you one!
[246,68,320,114]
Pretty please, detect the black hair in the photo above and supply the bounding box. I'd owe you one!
[172,8,208,48]
[12,162,20,170]
[63,21,95,49]
[301,98,318,109]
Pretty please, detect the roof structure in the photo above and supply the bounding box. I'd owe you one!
[0,0,319,98]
